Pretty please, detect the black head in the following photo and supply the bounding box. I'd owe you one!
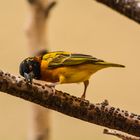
[19,57,41,83]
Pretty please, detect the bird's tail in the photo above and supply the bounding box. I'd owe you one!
[95,61,125,68]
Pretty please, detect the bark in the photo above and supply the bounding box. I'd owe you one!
[95,0,140,24]
[0,70,140,137]
[103,129,140,140]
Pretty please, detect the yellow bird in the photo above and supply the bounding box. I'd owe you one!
[19,51,125,99]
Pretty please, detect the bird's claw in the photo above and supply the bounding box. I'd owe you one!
[81,94,86,100]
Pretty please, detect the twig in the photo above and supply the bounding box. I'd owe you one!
[45,1,57,18]
[0,70,140,137]
[25,1,56,140]
[95,0,140,24]
[25,0,56,55]
[104,129,140,140]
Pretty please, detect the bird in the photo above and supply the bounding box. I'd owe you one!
[19,51,125,99]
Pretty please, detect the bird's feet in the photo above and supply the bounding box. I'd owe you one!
[81,93,86,100]
[81,80,89,100]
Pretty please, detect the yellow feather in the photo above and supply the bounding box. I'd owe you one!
[20,51,125,99]
[40,62,107,83]
[39,51,125,99]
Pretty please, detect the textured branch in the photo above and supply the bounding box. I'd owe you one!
[0,70,140,137]
[104,129,140,140]
[95,0,140,24]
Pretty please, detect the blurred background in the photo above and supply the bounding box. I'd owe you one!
[0,0,140,139]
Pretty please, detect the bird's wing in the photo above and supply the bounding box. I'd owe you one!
[44,51,104,69]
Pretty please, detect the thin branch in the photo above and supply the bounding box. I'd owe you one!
[25,0,56,55]
[104,129,140,140]
[45,1,57,18]
[95,0,140,24]
[25,1,56,140]
[0,70,140,137]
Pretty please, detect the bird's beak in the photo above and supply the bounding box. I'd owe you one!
[24,72,34,84]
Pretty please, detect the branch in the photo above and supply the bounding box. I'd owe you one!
[25,0,56,55]
[45,1,57,18]
[27,0,57,18]
[95,0,140,24]
[0,70,140,137]
[104,129,140,140]
[25,1,56,140]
